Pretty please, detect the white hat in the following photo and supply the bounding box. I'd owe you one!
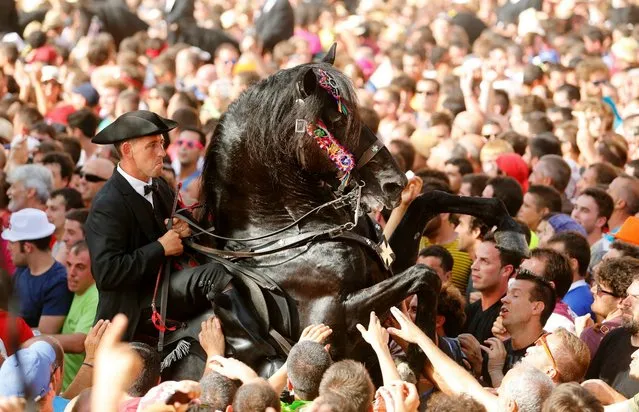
[1,209,55,242]
[40,66,61,83]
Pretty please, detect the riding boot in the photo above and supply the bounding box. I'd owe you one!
[212,285,282,372]
[166,266,285,376]
[166,262,233,320]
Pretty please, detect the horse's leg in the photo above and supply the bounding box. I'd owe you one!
[389,191,526,273]
[344,264,441,371]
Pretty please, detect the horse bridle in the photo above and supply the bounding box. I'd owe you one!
[175,133,386,257]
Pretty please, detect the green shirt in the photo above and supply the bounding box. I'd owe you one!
[61,284,99,390]
[281,400,312,412]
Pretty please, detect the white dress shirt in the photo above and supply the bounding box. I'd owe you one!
[117,164,154,207]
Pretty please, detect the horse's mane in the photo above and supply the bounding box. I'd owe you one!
[201,63,362,216]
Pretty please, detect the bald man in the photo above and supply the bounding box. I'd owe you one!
[451,111,484,140]
[78,158,114,207]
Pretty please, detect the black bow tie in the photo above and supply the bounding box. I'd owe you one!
[144,181,158,196]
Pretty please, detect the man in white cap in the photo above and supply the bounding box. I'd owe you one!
[2,208,72,334]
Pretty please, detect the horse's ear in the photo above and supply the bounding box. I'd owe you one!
[297,67,317,99]
[322,43,337,65]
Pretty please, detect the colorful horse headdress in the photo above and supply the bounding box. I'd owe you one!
[296,48,355,191]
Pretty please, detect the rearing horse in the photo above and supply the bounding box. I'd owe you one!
[162,47,528,379]
[198,51,443,370]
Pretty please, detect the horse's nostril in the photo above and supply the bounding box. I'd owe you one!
[383,182,404,198]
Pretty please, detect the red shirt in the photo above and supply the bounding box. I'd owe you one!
[0,310,34,356]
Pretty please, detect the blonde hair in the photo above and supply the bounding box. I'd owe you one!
[480,139,514,162]
[552,327,591,383]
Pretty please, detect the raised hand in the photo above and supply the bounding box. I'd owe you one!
[299,323,333,344]
[357,311,390,352]
[199,316,225,358]
[84,319,110,363]
[386,306,426,344]
[480,337,507,377]
[92,314,142,411]
[400,176,423,208]
[208,355,258,383]
[458,334,483,377]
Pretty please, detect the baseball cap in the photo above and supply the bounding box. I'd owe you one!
[615,216,639,246]
[1,208,55,242]
[547,214,587,237]
[40,65,61,83]
[0,341,56,400]
[72,83,100,108]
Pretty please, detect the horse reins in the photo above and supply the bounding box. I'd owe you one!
[152,182,182,351]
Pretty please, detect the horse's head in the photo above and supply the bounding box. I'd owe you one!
[294,46,407,211]
[202,45,406,217]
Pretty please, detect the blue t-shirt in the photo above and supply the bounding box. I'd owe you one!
[14,261,73,328]
[53,396,70,412]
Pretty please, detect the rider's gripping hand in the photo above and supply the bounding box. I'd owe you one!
[158,229,184,256]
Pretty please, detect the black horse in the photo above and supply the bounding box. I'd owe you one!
[159,47,528,380]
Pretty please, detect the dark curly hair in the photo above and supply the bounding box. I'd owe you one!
[596,257,639,298]
[438,282,467,337]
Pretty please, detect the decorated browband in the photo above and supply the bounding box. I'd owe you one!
[297,68,354,191]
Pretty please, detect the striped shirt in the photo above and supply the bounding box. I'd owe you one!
[420,237,472,292]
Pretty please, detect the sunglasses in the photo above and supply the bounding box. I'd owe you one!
[176,139,204,150]
[535,333,561,380]
[80,172,108,183]
[596,283,623,299]
[592,79,607,87]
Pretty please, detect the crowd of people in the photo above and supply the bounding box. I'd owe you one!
[0,0,639,410]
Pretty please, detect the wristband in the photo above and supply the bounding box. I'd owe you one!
[82,362,94,368]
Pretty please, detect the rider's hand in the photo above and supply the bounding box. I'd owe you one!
[199,316,225,359]
[208,355,258,383]
[166,217,192,238]
[158,230,183,256]
[357,311,390,353]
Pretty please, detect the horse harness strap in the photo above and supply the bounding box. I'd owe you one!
[154,183,182,352]
[355,139,384,170]
[186,225,395,273]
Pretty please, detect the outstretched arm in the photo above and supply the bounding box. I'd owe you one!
[357,312,401,386]
[388,307,500,410]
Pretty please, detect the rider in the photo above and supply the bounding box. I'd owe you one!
[83,110,281,369]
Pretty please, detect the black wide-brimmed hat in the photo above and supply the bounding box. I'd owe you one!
[92,110,178,145]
